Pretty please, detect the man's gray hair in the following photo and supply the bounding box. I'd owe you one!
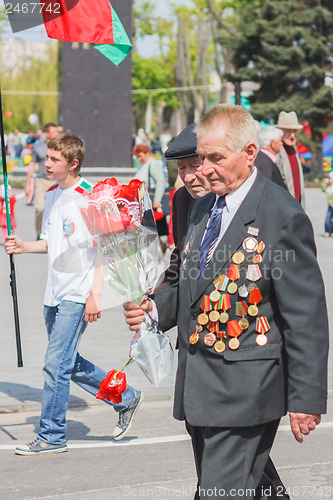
[195,104,259,152]
[258,126,283,149]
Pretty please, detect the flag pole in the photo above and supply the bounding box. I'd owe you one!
[0,82,23,367]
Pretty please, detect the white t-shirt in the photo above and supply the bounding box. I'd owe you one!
[40,178,96,307]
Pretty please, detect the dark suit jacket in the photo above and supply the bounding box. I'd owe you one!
[255,150,287,190]
[159,186,193,287]
[154,171,328,427]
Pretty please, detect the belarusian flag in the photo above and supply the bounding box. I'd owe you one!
[42,0,131,65]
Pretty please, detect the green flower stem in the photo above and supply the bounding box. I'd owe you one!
[120,357,134,372]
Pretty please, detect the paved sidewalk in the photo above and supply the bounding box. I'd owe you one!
[0,187,332,413]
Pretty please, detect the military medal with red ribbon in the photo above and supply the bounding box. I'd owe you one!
[209,300,220,323]
[214,331,226,352]
[219,293,231,323]
[198,295,211,325]
[227,320,243,349]
[255,316,270,346]
[227,264,239,294]
[248,287,262,316]
[235,301,249,330]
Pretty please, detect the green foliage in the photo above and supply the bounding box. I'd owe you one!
[1,44,59,133]
[229,0,333,131]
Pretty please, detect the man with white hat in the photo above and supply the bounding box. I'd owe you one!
[276,111,305,208]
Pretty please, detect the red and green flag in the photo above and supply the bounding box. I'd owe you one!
[43,0,132,65]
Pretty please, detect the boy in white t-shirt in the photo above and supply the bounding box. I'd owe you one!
[5,134,143,455]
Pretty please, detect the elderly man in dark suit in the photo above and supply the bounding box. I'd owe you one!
[160,124,210,288]
[124,105,328,499]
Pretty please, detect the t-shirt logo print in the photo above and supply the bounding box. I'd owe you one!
[63,217,75,238]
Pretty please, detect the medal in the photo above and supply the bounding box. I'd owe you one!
[235,301,249,330]
[248,288,262,316]
[219,311,229,323]
[246,264,262,282]
[209,310,220,322]
[247,226,259,237]
[213,274,229,292]
[252,254,262,264]
[196,324,203,332]
[189,333,200,344]
[198,313,209,325]
[255,316,270,346]
[214,340,226,353]
[257,241,265,254]
[219,294,231,323]
[232,251,245,264]
[229,337,240,350]
[204,332,216,347]
[256,334,268,346]
[243,236,258,253]
[239,317,249,330]
[227,282,238,294]
[248,305,259,316]
[238,284,249,298]
[210,289,220,303]
[227,264,239,294]
[227,319,242,349]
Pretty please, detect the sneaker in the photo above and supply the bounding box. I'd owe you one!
[112,390,143,440]
[15,438,68,456]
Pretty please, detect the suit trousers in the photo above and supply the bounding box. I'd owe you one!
[186,419,281,500]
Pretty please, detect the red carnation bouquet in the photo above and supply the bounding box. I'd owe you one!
[80,178,173,400]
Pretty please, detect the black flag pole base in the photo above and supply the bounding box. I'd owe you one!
[10,254,23,367]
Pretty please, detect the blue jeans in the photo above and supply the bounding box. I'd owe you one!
[325,206,333,235]
[39,300,136,444]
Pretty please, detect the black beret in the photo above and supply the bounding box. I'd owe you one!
[165,123,197,159]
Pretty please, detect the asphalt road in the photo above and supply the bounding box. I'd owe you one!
[0,187,332,499]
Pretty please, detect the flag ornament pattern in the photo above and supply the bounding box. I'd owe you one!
[43,0,132,65]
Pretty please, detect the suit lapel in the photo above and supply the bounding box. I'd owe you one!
[191,172,268,306]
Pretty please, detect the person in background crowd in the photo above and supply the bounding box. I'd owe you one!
[276,111,305,208]
[255,126,287,189]
[132,144,169,251]
[322,171,333,237]
[25,123,59,239]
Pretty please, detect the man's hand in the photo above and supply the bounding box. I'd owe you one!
[289,412,321,443]
[123,299,152,331]
[5,234,25,254]
[153,200,162,210]
[84,291,101,323]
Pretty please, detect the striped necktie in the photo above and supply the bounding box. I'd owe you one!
[198,196,226,279]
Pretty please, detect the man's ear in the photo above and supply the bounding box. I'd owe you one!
[243,143,257,164]
[70,158,79,171]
